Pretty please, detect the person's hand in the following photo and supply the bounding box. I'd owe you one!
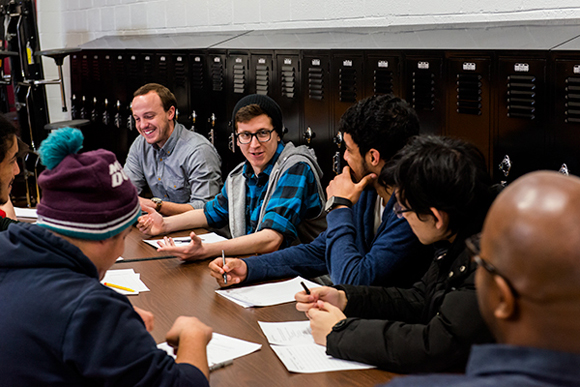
[208,257,248,287]
[134,306,155,332]
[139,197,156,213]
[137,206,165,236]
[295,286,348,313]
[157,231,207,261]
[326,166,376,205]
[165,316,213,350]
[307,300,347,346]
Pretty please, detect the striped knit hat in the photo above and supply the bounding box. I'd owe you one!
[36,128,140,240]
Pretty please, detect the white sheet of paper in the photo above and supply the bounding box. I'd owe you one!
[157,333,261,366]
[215,277,321,308]
[143,232,228,249]
[101,268,150,295]
[270,343,375,373]
[15,208,37,218]
[258,320,315,346]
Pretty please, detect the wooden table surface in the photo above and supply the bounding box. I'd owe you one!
[115,227,397,387]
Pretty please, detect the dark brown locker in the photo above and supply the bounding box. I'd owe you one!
[405,55,445,136]
[550,58,580,175]
[445,56,492,166]
[364,52,403,99]
[495,56,547,182]
[274,53,302,146]
[302,52,334,187]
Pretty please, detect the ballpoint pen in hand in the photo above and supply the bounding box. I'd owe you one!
[222,250,227,284]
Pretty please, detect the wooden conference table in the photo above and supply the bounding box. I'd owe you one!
[115,227,398,387]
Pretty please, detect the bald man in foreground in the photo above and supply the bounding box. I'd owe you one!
[387,170,580,386]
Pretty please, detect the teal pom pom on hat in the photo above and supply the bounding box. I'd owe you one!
[38,127,84,170]
[36,129,140,240]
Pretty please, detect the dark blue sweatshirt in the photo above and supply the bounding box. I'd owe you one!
[0,223,208,387]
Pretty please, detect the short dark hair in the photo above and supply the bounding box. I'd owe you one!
[382,135,495,234]
[235,104,269,128]
[339,94,419,162]
[133,83,177,113]
[0,114,17,164]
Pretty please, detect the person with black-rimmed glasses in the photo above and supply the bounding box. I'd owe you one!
[295,135,500,374]
[138,94,326,261]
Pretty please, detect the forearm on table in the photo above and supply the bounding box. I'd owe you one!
[159,201,196,216]
[164,209,209,233]
[205,229,284,258]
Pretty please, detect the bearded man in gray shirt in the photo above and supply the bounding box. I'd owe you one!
[124,83,222,216]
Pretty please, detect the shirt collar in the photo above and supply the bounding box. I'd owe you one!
[467,344,580,382]
[153,122,181,155]
[243,142,284,180]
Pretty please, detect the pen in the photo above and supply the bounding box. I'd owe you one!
[209,359,233,372]
[104,282,136,292]
[300,281,311,295]
[222,250,227,284]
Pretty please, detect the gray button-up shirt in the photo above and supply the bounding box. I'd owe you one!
[124,122,222,209]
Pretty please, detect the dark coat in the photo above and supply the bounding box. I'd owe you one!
[326,233,494,373]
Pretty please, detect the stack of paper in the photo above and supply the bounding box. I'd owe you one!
[101,268,150,295]
[258,321,375,373]
[143,232,228,249]
[158,332,261,366]
[15,208,37,219]
[215,277,321,308]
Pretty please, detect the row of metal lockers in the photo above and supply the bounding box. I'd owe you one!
[71,23,580,184]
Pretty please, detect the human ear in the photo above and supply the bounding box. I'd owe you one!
[167,106,176,121]
[493,275,517,320]
[429,207,448,230]
[367,149,381,166]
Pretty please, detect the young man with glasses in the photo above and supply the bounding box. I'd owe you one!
[138,94,325,260]
[209,95,431,287]
[295,135,498,373]
[387,171,580,386]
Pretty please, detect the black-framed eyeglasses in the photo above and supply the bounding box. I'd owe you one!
[236,129,275,144]
[393,201,414,219]
[465,233,520,298]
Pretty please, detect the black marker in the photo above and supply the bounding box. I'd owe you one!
[300,281,311,295]
[222,250,227,285]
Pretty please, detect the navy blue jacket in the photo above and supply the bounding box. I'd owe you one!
[245,189,430,287]
[387,344,580,386]
[0,223,208,387]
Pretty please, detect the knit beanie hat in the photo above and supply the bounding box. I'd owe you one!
[36,128,140,240]
[231,94,285,137]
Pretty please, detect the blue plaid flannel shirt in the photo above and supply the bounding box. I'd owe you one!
[203,143,323,247]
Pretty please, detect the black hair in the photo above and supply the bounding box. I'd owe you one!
[381,135,495,235]
[339,94,419,162]
[0,114,17,164]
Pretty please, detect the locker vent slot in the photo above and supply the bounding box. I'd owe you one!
[308,67,324,100]
[565,76,580,123]
[210,60,223,92]
[190,61,204,90]
[507,74,536,120]
[127,57,139,83]
[412,70,435,111]
[114,57,124,77]
[174,58,187,87]
[255,63,269,96]
[456,73,482,115]
[339,67,357,103]
[374,68,393,95]
[91,56,101,82]
[233,63,246,94]
[143,56,154,83]
[81,56,90,79]
[157,58,168,87]
[281,65,295,99]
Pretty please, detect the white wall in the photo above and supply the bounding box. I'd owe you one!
[37,0,580,122]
